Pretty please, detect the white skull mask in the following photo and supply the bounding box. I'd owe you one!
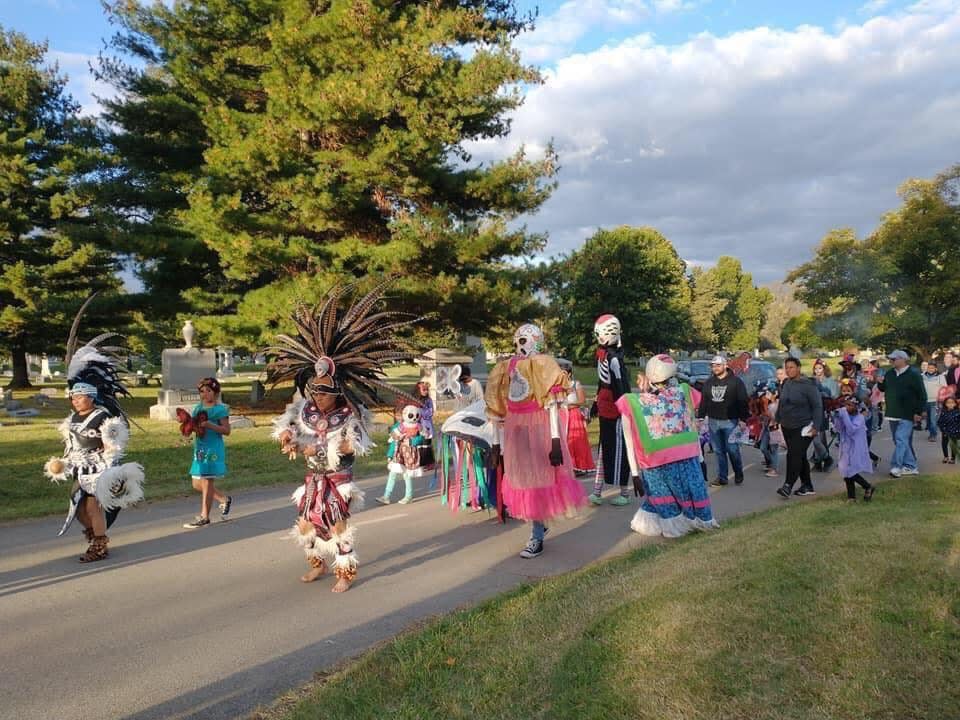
[402,404,421,425]
[594,314,621,347]
[513,324,544,357]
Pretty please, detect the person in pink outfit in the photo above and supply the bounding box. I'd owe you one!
[485,324,588,559]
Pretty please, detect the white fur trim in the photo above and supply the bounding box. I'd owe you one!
[332,552,358,571]
[272,402,303,441]
[100,416,129,466]
[95,463,145,509]
[387,462,426,478]
[44,457,69,483]
[630,507,719,538]
[338,481,365,509]
[57,418,71,444]
[290,522,358,565]
[291,485,306,506]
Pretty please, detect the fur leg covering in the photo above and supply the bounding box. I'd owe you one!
[95,463,145,510]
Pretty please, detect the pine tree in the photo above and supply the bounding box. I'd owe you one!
[100,0,557,347]
[0,28,122,388]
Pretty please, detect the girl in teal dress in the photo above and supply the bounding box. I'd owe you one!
[183,377,233,528]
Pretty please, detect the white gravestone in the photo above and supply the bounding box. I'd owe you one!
[217,347,236,378]
[149,328,217,420]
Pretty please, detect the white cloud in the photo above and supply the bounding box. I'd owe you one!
[518,0,650,63]
[48,50,116,117]
[476,5,960,283]
[859,0,891,15]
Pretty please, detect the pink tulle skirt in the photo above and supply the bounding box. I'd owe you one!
[502,405,588,522]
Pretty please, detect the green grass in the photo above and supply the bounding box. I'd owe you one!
[258,476,960,720]
[0,370,428,521]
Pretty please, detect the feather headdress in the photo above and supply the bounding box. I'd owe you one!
[65,293,131,420]
[266,279,422,421]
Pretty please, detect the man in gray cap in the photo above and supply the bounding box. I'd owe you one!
[878,350,926,477]
[697,354,750,486]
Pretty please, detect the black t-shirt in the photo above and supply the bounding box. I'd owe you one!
[697,373,749,421]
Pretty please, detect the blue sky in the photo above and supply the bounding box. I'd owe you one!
[2,0,958,283]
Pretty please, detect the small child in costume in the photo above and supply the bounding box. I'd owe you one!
[936,395,960,464]
[833,395,875,502]
[377,403,427,504]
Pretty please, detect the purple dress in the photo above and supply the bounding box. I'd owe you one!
[834,409,873,477]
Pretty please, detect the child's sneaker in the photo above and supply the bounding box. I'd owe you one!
[375,496,391,505]
[589,493,603,506]
[398,496,413,504]
[183,516,210,529]
[519,538,543,559]
[764,468,779,478]
[609,495,631,506]
[220,496,233,518]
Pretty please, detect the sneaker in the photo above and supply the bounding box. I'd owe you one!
[375,496,391,505]
[899,467,919,476]
[219,496,232,518]
[609,495,631,506]
[794,486,816,496]
[589,493,604,506]
[711,478,729,487]
[183,516,210,528]
[734,475,744,485]
[872,458,880,471]
[863,485,875,502]
[776,485,791,499]
[821,457,834,472]
[765,469,779,478]
[519,538,543,559]
[889,467,902,478]
[398,496,413,504]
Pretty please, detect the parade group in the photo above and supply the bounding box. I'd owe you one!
[44,281,945,593]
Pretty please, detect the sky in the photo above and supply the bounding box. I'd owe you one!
[3,0,959,283]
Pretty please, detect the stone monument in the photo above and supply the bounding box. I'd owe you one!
[217,346,236,378]
[414,348,474,414]
[464,335,489,383]
[40,355,53,382]
[149,320,217,420]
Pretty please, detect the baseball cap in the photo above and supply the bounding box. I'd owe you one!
[887,350,909,361]
[710,354,727,365]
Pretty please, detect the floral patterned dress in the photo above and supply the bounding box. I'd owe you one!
[617,383,718,537]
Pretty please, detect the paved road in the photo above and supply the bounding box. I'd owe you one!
[0,426,947,720]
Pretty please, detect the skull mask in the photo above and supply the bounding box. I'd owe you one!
[594,314,621,347]
[401,404,421,425]
[513,324,544,358]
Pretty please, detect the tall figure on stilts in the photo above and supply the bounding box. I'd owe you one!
[590,314,633,506]
[486,324,588,558]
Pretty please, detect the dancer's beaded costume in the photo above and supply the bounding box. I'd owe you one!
[267,281,420,590]
[44,331,144,560]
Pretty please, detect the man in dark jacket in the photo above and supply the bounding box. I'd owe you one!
[879,350,926,477]
[697,354,750,486]
[775,357,824,498]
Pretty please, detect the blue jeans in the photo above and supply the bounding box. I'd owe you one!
[889,419,917,471]
[708,419,744,482]
[926,401,938,438]
[531,521,546,543]
[759,427,779,471]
